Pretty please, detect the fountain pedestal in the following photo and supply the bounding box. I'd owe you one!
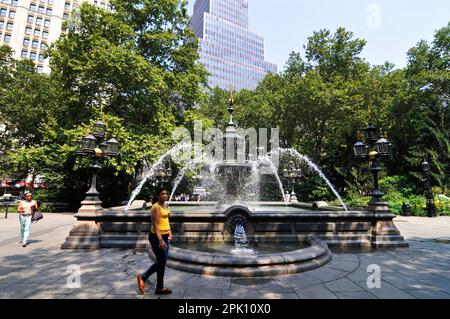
[367,197,408,249]
[61,187,103,250]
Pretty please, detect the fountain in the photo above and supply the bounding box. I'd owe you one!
[62,98,408,276]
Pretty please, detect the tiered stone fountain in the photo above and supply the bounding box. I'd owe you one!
[62,99,408,277]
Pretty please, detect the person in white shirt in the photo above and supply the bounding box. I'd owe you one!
[17,192,38,247]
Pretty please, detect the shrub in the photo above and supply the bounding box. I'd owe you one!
[434,194,450,216]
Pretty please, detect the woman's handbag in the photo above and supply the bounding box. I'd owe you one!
[31,211,44,223]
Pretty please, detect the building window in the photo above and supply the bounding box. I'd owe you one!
[40,42,47,50]
[0,8,6,17]
[38,53,44,61]
[4,33,11,43]
[30,52,37,60]
[0,20,4,29]
[32,40,38,48]
[8,10,14,18]
[34,29,40,36]
[63,13,69,20]
[47,0,54,4]
[21,50,28,58]
[27,15,34,23]
[23,38,30,46]
[36,17,42,25]
[42,31,48,38]
[38,6,44,14]
[6,22,12,30]
[65,2,70,9]
[11,0,18,5]
[37,65,44,73]
[30,4,37,11]
[25,27,32,34]
[44,19,50,27]
[46,8,52,15]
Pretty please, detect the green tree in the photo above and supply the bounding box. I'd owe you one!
[4,0,208,205]
[0,46,62,180]
[389,23,449,189]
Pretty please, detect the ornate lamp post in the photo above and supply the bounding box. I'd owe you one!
[62,120,119,249]
[75,120,119,215]
[421,160,436,217]
[282,160,302,202]
[353,123,392,209]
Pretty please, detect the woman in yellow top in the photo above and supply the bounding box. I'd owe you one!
[137,188,173,295]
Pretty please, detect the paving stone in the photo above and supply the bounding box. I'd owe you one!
[335,292,377,299]
[84,273,131,285]
[431,271,450,280]
[104,294,144,299]
[354,281,416,299]
[143,288,186,299]
[230,278,288,291]
[62,284,114,297]
[407,289,450,299]
[0,267,20,277]
[2,214,450,299]
[221,288,273,299]
[109,280,142,294]
[26,292,69,299]
[65,292,111,299]
[0,284,42,298]
[274,274,322,289]
[346,267,374,282]
[257,292,299,299]
[183,287,222,299]
[182,275,232,289]
[330,253,359,264]
[305,268,348,282]
[326,260,359,272]
[26,283,85,295]
[162,269,196,284]
[415,278,450,294]
[324,278,366,292]
[293,284,338,299]
[381,273,438,290]
[394,269,444,281]
[0,282,14,291]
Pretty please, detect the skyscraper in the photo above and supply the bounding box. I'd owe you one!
[192,0,277,91]
[0,0,110,73]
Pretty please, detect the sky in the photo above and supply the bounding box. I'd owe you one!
[187,0,450,72]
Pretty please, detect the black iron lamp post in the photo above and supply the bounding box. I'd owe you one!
[61,121,119,249]
[75,120,119,214]
[282,160,302,202]
[353,123,392,207]
[421,160,436,217]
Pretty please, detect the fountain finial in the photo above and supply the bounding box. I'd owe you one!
[228,96,235,126]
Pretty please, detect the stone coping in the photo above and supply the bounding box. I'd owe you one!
[118,201,345,210]
[148,238,333,277]
[168,237,328,266]
[101,209,395,219]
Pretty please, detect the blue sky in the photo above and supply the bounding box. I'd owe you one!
[187,0,449,72]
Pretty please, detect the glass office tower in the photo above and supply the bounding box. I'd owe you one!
[192,0,277,91]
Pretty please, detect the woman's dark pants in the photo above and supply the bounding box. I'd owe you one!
[142,233,169,289]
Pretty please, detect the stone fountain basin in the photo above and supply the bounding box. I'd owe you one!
[148,237,332,277]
